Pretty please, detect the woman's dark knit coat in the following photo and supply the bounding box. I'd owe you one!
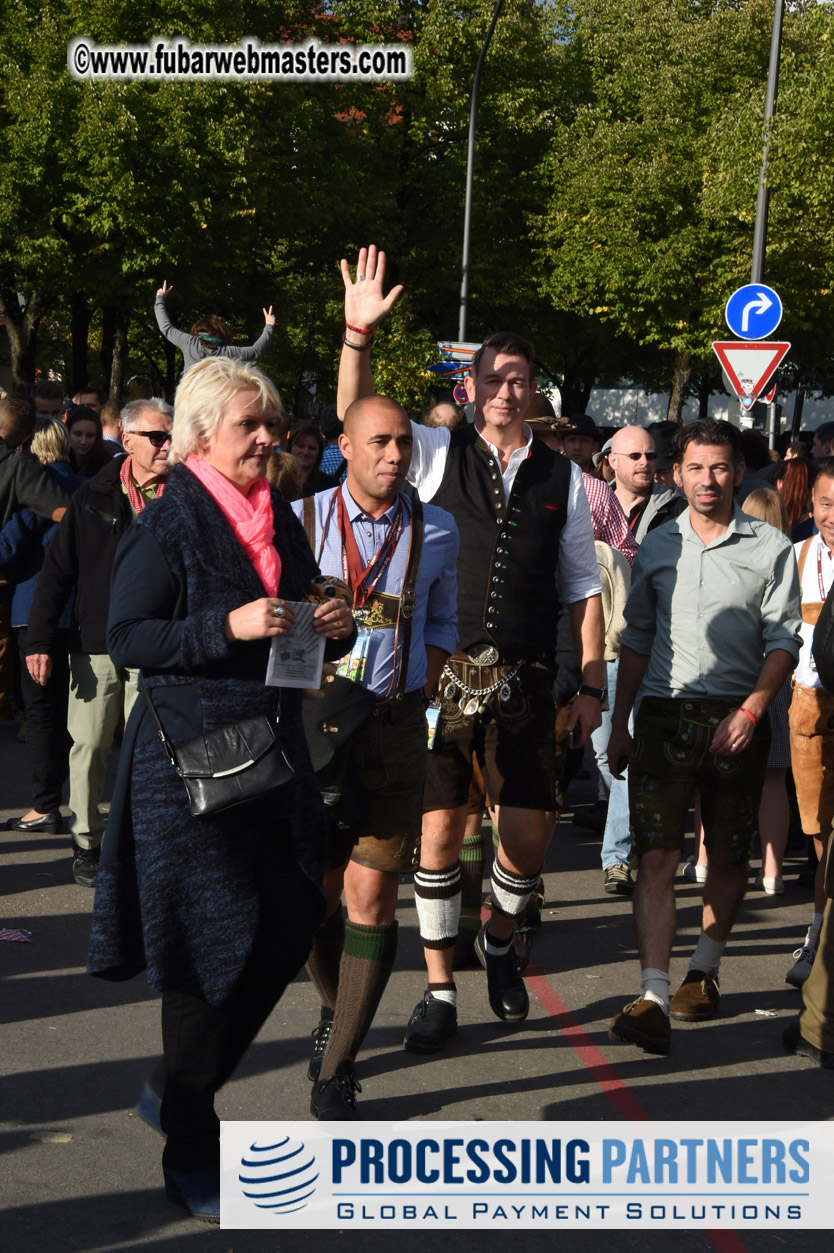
[88,463,335,1005]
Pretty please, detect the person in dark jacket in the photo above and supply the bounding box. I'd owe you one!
[65,404,113,478]
[1,419,85,832]
[0,395,70,721]
[26,399,173,886]
[88,357,354,1223]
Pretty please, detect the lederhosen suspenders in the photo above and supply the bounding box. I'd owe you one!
[303,491,424,700]
[797,537,826,627]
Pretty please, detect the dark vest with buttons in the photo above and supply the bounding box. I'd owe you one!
[431,426,572,661]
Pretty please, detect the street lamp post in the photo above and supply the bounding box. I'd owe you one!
[751,0,785,283]
[458,0,506,343]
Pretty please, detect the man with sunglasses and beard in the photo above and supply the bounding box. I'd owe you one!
[26,400,173,887]
[609,426,686,543]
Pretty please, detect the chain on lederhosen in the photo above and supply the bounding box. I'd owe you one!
[440,646,525,717]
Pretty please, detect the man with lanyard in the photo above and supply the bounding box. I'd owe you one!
[294,393,458,1118]
[606,419,800,1055]
[336,246,604,1053]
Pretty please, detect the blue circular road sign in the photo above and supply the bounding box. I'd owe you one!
[725,283,783,340]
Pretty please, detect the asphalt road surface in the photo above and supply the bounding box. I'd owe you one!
[1,715,831,1252]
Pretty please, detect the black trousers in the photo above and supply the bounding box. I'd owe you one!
[153,831,323,1172]
[16,626,71,814]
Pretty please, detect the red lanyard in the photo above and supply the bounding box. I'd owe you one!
[336,492,404,608]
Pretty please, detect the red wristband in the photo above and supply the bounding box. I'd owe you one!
[739,707,758,727]
[345,322,373,336]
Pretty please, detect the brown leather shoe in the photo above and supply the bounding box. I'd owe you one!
[669,970,720,1021]
[608,997,670,1055]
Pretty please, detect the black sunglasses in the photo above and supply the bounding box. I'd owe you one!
[619,450,657,461]
[132,430,172,448]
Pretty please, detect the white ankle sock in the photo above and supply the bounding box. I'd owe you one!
[428,987,457,1007]
[640,967,670,1012]
[688,931,726,975]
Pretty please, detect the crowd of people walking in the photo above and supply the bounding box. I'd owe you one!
[2,248,833,1225]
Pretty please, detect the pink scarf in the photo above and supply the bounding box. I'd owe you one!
[185,455,281,596]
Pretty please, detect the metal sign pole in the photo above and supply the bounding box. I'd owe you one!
[459,0,506,343]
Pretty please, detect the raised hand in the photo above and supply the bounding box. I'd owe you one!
[339,245,403,332]
[263,305,276,326]
[156,279,173,298]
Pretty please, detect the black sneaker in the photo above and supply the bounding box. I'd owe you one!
[307,1010,334,1081]
[311,1061,361,1120]
[72,844,100,888]
[403,992,457,1054]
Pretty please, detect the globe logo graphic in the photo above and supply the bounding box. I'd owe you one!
[239,1136,319,1215]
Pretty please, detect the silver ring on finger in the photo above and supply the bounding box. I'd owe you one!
[356,274,365,281]
[272,605,286,619]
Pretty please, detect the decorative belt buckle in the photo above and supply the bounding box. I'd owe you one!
[468,644,499,666]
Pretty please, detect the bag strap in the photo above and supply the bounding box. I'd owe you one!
[393,494,424,698]
[140,679,180,772]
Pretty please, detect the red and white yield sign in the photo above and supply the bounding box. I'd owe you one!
[712,340,791,402]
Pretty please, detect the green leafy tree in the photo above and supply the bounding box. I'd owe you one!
[535,0,834,420]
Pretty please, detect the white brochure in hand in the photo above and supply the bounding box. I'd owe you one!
[265,601,326,689]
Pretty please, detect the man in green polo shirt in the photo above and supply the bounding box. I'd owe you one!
[606,418,801,1055]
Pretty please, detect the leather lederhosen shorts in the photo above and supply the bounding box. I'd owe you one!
[423,656,557,814]
[326,689,427,874]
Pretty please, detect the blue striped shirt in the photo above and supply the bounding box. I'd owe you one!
[292,485,459,697]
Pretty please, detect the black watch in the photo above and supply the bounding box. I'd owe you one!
[579,683,607,701]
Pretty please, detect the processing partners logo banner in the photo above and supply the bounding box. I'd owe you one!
[220,1121,834,1229]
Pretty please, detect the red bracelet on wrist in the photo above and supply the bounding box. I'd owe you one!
[345,322,373,336]
[739,707,758,727]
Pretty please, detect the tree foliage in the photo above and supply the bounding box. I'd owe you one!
[535,0,834,417]
[1,0,833,418]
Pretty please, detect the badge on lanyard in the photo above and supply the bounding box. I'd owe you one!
[336,628,371,684]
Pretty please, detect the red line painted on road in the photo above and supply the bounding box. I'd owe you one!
[520,954,749,1253]
[523,965,649,1122]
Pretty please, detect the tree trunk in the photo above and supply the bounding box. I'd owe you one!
[109,313,128,400]
[791,381,806,437]
[0,282,46,384]
[100,306,117,392]
[559,370,594,417]
[69,292,92,394]
[666,350,693,423]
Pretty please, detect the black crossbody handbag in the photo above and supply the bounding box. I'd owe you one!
[142,683,294,818]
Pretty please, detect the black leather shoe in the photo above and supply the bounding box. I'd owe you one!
[72,844,100,888]
[307,1009,333,1082]
[311,1061,361,1120]
[8,810,61,834]
[783,1019,834,1068]
[403,992,457,1054]
[475,924,529,1021]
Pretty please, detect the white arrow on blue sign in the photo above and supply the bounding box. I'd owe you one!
[724,283,783,340]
